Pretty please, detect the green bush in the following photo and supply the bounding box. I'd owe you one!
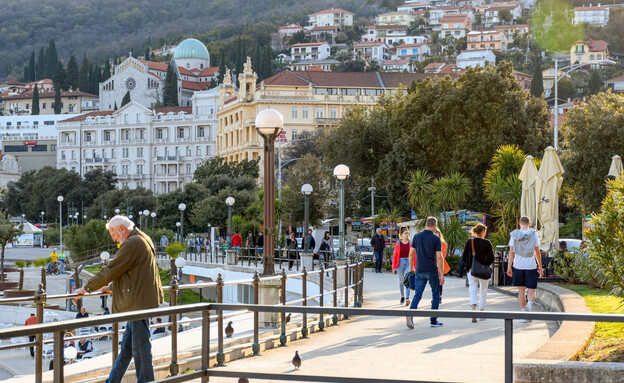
[64,220,115,261]
[445,254,461,275]
[165,242,187,259]
[559,214,582,239]
[43,223,61,247]
[34,257,51,267]
[553,250,604,289]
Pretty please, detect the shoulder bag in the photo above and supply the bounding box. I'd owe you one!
[470,238,492,280]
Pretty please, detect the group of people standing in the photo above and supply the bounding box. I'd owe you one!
[389,216,542,328]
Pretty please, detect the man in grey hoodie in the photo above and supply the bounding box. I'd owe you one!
[506,216,542,323]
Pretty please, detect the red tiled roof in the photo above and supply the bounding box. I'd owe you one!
[0,90,97,101]
[153,106,193,114]
[181,81,211,91]
[582,38,608,52]
[199,67,218,76]
[312,25,339,31]
[60,111,114,123]
[262,70,454,88]
[368,24,408,30]
[279,24,302,30]
[306,66,326,72]
[397,43,428,48]
[424,62,446,70]
[354,42,386,47]
[606,73,624,83]
[440,15,469,22]
[27,79,53,85]
[1,80,25,86]
[512,70,531,78]
[138,59,168,72]
[383,59,410,66]
[309,8,354,16]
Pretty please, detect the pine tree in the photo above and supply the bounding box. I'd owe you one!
[28,51,36,82]
[78,54,90,92]
[31,85,40,115]
[144,46,150,60]
[102,59,111,81]
[162,65,179,106]
[22,66,29,82]
[262,46,273,80]
[114,102,118,110]
[530,60,544,98]
[251,43,261,76]
[44,39,59,78]
[217,50,227,84]
[121,91,131,107]
[66,55,79,90]
[36,47,45,80]
[588,70,602,95]
[53,87,62,114]
[53,60,67,90]
[90,65,102,94]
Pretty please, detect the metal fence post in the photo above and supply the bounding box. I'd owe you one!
[216,274,225,366]
[505,318,513,383]
[280,268,287,346]
[34,284,46,383]
[302,266,309,338]
[319,265,325,331]
[332,263,338,325]
[112,322,119,363]
[252,271,261,355]
[169,277,179,376]
[353,261,359,308]
[40,267,46,291]
[344,263,350,319]
[201,308,210,383]
[358,260,364,307]
[53,330,64,382]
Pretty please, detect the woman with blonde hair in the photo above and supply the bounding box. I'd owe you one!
[462,223,495,322]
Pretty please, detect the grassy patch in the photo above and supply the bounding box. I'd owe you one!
[159,269,211,305]
[85,266,102,274]
[559,284,624,362]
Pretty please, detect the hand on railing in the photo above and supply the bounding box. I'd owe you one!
[74,286,111,298]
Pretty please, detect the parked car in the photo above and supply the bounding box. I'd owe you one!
[559,238,582,252]
[347,238,374,260]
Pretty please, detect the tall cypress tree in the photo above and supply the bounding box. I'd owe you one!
[217,50,227,85]
[90,64,102,94]
[78,54,90,92]
[114,102,118,110]
[53,60,67,90]
[530,60,544,98]
[262,46,273,80]
[102,59,111,81]
[251,43,261,75]
[44,39,59,78]
[36,47,45,80]
[121,91,131,107]
[23,66,29,82]
[31,85,40,115]
[66,55,79,90]
[28,51,36,82]
[53,87,62,114]
[162,65,179,106]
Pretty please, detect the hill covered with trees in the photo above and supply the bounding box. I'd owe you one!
[0,0,385,79]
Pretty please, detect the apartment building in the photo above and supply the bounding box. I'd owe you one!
[466,30,509,51]
[308,8,354,28]
[290,42,331,62]
[574,5,609,26]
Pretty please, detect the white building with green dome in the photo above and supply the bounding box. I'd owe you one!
[99,38,218,110]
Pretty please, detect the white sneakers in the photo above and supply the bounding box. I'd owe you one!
[520,308,528,323]
[526,301,533,323]
[406,317,414,329]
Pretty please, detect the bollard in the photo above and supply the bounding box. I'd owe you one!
[301,266,309,338]
[202,308,211,383]
[216,274,225,366]
[34,284,46,383]
[332,263,338,325]
[169,276,179,376]
[279,268,287,346]
[344,263,350,319]
[40,267,46,291]
[252,271,261,355]
[318,265,325,331]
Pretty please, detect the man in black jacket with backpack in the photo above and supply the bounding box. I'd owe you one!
[371,228,386,273]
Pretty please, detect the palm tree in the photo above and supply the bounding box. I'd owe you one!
[405,170,434,221]
[433,172,471,217]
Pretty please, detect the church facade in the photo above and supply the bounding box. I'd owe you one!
[99,38,218,110]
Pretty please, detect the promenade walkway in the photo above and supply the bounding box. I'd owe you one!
[191,272,555,383]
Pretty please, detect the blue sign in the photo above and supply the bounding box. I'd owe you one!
[411,210,416,220]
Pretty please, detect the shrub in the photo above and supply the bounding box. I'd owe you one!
[165,242,187,259]
[553,250,605,288]
[446,254,461,275]
[34,257,51,267]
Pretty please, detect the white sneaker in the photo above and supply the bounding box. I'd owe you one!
[520,308,528,323]
[406,316,414,329]
[526,302,533,323]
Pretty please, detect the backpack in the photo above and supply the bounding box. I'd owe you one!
[511,229,538,257]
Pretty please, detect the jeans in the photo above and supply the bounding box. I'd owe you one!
[106,319,154,383]
[374,250,383,272]
[409,271,441,322]
[59,260,65,274]
[396,258,411,299]
[468,272,489,310]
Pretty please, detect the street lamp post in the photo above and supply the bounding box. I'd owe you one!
[334,164,350,260]
[176,222,181,241]
[175,257,186,306]
[57,196,64,253]
[225,197,235,245]
[151,212,157,232]
[256,109,284,275]
[301,184,313,251]
[40,211,44,226]
[115,208,120,216]
[138,211,143,230]
[178,204,186,240]
[552,58,615,150]
[143,210,150,233]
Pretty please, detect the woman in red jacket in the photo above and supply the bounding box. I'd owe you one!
[392,226,412,306]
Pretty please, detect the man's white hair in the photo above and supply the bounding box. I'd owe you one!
[106,215,135,231]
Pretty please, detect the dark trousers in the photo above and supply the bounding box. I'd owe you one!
[374,251,384,272]
[29,335,35,357]
[409,272,441,322]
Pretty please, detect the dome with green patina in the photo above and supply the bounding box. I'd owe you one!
[173,38,210,61]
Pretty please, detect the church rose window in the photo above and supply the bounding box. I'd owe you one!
[125,77,136,90]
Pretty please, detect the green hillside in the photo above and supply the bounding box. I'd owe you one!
[0,0,383,79]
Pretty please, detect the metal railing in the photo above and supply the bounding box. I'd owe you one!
[2,294,623,383]
[0,260,365,382]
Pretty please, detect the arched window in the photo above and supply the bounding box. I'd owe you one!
[597,54,602,60]
[589,54,595,60]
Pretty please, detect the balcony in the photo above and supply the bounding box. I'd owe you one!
[85,158,93,163]
[314,118,342,126]
[176,137,190,143]
[117,174,130,180]
[120,139,133,145]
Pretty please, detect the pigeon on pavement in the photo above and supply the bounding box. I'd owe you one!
[292,350,302,370]
[225,321,234,338]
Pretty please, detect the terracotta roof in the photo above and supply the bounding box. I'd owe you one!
[279,24,302,29]
[582,38,608,52]
[383,59,410,66]
[424,62,447,70]
[440,15,469,22]
[311,25,339,31]
[306,66,326,72]
[0,80,25,86]
[199,67,219,76]
[574,6,607,10]
[0,90,97,101]
[153,106,193,114]
[606,73,624,83]
[178,67,196,76]
[181,81,211,91]
[27,79,53,85]
[309,8,354,16]
[436,5,461,10]
[512,70,531,78]
[397,43,429,48]
[291,41,329,47]
[262,70,453,88]
[138,59,168,72]
[60,111,114,123]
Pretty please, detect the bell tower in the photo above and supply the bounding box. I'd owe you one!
[238,57,258,102]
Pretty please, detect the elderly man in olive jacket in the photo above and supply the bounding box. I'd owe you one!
[76,215,163,383]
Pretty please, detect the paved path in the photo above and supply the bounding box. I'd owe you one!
[191,271,554,383]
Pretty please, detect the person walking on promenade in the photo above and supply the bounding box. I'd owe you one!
[462,224,494,323]
[433,228,451,304]
[246,231,257,259]
[58,251,66,274]
[307,229,316,252]
[75,215,164,383]
[24,313,37,357]
[319,231,333,265]
[257,231,264,258]
[286,232,299,271]
[371,228,386,273]
[392,226,412,306]
[232,230,242,261]
[507,216,542,323]
[406,217,445,329]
